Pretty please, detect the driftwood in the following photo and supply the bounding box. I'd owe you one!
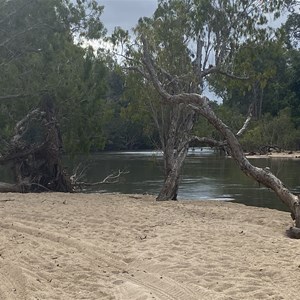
[259,145,282,155]
[71,169,129,191]
[0,182,23,193]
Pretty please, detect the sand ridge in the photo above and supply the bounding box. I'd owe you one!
[0,193,299,299]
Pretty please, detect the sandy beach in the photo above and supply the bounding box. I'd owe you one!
[0,192,299,300]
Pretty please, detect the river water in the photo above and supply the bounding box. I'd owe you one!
[67,148,300,211]
[0,148,299,211]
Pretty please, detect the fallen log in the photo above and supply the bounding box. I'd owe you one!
[0,182,23,193]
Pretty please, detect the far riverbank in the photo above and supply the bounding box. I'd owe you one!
[245,150,300,159]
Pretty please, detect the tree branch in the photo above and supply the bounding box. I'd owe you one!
[125,66,151,81]
[190,136,226,148]
[73,170,129,187]
[141,36,172,100]
[201,66,249,80]
[175,93,299,216]
[14,109,42,134]
[236,105,253,137]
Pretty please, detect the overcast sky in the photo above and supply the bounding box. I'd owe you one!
[99,0,158,34]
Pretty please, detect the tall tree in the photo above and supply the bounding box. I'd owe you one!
[115,0,290,200]
[284,13,300,128]
[101,67,157,150]
[214,12,300,150]
[284,12,300,49]
[0,0,108,154]
[114,0,300,235]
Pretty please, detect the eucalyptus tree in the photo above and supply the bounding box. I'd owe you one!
[284,12,300,49]
[113,0,300,235]
[116,0,288,200]
[211,37,291,119]
[117,1,300,238]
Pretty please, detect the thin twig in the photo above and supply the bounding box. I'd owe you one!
[72,170,129,187]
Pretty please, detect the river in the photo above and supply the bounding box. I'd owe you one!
[66,148,300,211]
[0,148,299,211]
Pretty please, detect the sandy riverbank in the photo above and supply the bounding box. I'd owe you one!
[0,193,299,300]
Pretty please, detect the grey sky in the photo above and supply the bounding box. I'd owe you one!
[99,0,158,34]
[98,1,295,35]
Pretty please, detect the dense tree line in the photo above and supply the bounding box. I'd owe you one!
[0,0,299,155]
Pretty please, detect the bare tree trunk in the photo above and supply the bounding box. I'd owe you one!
[156,104,195,201]
[157,146,188,200]
[0,182,23,192]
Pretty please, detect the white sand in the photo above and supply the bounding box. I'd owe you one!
[0,193,299,300]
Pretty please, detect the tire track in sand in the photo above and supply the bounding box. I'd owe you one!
[0,262,27,300]
[0,219,225,300]
[122,269,224,300]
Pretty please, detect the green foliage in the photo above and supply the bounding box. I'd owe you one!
[102,69,158,150]
[240,108,300,151]
[284,12,300,49]
[210,12,300,129]
[286,50,300,127]
[210,37,290,117]
[61,50,109,154]
[1,0,299,155]
[111,0,298,152]
[193,104,245,141]
[0,0,107,154]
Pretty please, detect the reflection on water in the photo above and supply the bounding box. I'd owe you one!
[0,148,299,211]
[65,148,299,211]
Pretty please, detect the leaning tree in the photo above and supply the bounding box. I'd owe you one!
[112,0,300,235]
[113,0,291,200]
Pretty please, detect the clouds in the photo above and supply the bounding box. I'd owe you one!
[99,0,158,34]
